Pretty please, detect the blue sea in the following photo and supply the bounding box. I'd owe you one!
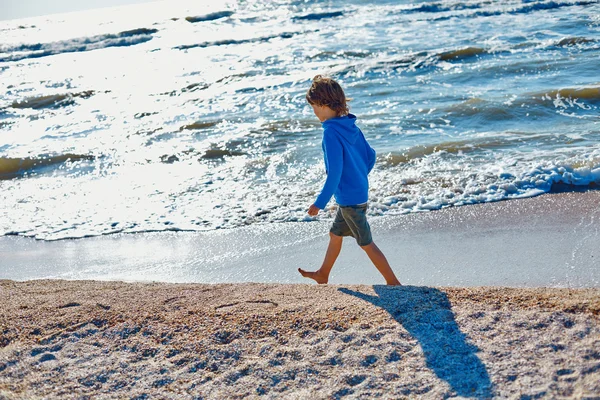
[1,0,599,241]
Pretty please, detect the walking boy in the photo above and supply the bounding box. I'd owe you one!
[298,75,401,286]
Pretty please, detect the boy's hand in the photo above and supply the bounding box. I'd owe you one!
[307,204,320,216]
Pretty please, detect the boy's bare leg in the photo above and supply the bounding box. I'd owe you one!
[361,241,401,286]
[298,232,343,284]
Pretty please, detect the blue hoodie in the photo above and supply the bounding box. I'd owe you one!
[314,113,376,209]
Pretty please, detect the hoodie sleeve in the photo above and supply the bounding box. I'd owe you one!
[367,143,376,174]
[360,129,376,173]
[314,130,343,209]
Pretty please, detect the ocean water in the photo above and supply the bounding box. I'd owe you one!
[1,0,599,241]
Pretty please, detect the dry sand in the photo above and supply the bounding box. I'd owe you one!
[1,280,599,399]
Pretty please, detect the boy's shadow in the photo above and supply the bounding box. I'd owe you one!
[339,286,493,398]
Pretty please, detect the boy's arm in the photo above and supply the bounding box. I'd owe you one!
[367,144,376,174]
[313,132,343,210]
[360,129,376,173]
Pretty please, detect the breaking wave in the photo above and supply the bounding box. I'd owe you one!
[414,0,599,21]
[507,0,597,14]
[438,47,488,61]
[531,86,600,102]
[0,28,158,63]
[9,90,95,109]
[440,86,600,123]
[382,139,519,165]
[292,11,344,21]
[401,3,483,13]
[555,37,596,46]
[0,154,94,180]
[185,11,234,23]
[179,121,220,131]
[174,31,301,50]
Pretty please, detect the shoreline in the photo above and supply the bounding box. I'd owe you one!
[1,190,599,287]
[3,186,599,243]
[1,280,599,398]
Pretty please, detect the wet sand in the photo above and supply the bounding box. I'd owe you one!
[0,280,599,398]
[0,190,599,287]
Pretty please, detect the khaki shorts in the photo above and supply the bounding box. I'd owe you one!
[330,203,373,246]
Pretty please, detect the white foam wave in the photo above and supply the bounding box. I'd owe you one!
[2,148,599,241]
[367,150,600,215]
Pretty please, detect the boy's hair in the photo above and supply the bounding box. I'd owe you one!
[306,75,349,117]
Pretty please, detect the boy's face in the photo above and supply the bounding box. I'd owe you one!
[310,104,337,122]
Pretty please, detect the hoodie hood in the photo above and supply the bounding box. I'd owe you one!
[321,113,359,144]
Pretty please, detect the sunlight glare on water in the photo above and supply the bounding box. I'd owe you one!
[0,0,599,240]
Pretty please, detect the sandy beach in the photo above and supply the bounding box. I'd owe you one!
[1,191,599,398]
[1,279,599,399]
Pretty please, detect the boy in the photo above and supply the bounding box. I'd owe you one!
[298,75,401,286]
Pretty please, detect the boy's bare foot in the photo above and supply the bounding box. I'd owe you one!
[298,268,328,284]
[387,281,402,286]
